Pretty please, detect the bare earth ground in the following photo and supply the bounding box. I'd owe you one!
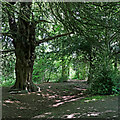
[2,80,119,119]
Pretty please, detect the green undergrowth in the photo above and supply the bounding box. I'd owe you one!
[0,81,15,87]
[81,94,119,103]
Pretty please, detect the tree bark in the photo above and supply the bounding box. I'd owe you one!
[114,54,117,70]
[61,40,67,82]
[76,69,80,79]
[87,49,93,84]
[7,2,39,92]
[61,59,67,82]
[10,41,39,92]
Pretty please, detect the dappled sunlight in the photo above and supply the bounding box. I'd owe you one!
[3,104,7,106]
[84,99,96,103]
[2,80,118,119]
[52,102,65,107]
[66,114,74,118]
[41,92,58,99]
[51,96,85,107]
[44,112,52,115]
[55,99,61,102]
[33,114,46,118]
[68,97,84,102]
[4,99,21,104]
[61,95,76,100]
[105,110,116,113]
[17,94,26,96]
[41,93,46,98]
[87,112,100,117]
[66,109,70,112]
[46,89,56,94]
[48,94,58,99]
[48,95,56,99]
[17,105,38,111]
[48,86,51,89]
[2,0,120,119]
[35,80,88,105]
[37,93,41,96]
[63,113,80,118]
[33,112,51,118]
[73,88,87,91]
[19,107,27,110]
[4,100,14,104]
[62,112,101,118]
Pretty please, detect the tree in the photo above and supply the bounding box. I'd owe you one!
[2,2,120,95]
[2,2,72,92]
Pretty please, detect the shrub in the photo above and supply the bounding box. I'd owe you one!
[89,67,120,95]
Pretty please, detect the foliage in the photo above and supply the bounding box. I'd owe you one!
[1,2,120,94]
[83,95,108,103]
[89,66,120,95]
[1,36,15,86]
[0,77,15,87]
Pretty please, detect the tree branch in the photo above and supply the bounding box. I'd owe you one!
[0,49,15,54]
[109,32,118,43]
[2,32,14,38]
[34,20,52,24]
[35,32,73,46]
[113,50,120,55]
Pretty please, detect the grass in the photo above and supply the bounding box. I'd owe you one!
[81,94,119,103]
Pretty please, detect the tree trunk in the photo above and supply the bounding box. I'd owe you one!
[87,49,93,84]
[11,43,39,92]
[114,56,117,70]
[59,40,67,82]
[75,62,80,79]
[114,48,118,70]
[67,66,69,78]
[61,60,67,82]
[76,70,80,79]
[7,2,39,92]
[7,2,72,92]
[47,67,52,82]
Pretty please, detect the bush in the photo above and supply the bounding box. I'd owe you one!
[89,67,120,95]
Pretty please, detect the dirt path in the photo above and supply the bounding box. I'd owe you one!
[2,80,119,119]
[33,96,118,119]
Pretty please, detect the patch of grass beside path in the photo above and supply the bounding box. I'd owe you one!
[81,94,119,103]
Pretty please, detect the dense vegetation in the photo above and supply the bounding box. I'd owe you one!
[1,2,120,95]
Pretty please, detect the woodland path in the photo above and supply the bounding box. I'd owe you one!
[2,80,119,119]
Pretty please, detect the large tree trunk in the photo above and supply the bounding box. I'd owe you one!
[10,42,39,92]
[8,2,39,92]
[11,48,38,92]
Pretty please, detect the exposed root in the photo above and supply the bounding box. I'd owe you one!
[9,84,40,94]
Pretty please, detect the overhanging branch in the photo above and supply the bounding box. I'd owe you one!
[34,20,52,24]
[109,32,118,43]
[2,32,13,38]
[0,49,15,54]
[35,31,73,46]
